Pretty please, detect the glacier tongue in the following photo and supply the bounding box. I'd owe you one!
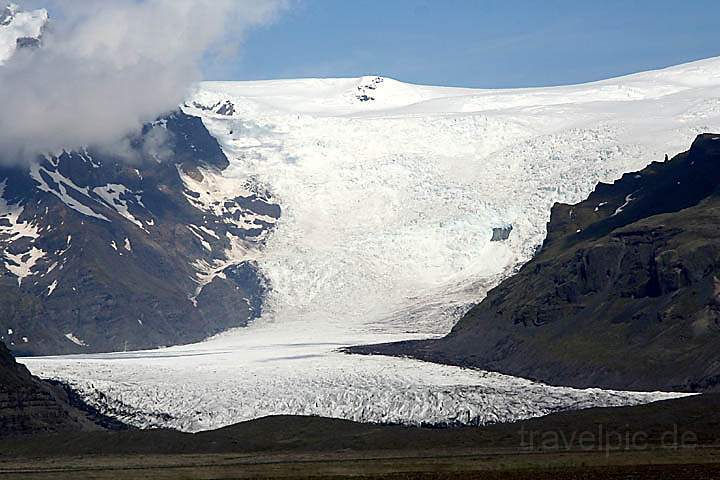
[21,57,720,432]
[25,325,686,433]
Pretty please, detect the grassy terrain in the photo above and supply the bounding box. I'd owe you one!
[1,448,720,479]
[2,394,720,479]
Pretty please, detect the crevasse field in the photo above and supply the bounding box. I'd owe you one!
[22,58,720,432]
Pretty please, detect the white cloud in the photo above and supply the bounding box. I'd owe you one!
[0,0,288,161]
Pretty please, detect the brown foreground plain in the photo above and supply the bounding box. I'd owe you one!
[2,394,720,479]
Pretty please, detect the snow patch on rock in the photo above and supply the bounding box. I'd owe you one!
[64,333,87,347]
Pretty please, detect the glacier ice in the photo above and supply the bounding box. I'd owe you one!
[22,57,720,432]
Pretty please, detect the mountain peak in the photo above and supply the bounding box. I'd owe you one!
[0,3,47,64]
[354,76,385,102]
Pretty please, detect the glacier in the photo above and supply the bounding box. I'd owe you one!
[21,57,720,432]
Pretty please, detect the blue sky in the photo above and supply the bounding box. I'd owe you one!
[206,0,720,87]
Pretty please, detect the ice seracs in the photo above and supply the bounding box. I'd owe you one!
[190,56,720,337]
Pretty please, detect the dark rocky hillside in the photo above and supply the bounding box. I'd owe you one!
[2,393,720,480]
[2,393,718,456]
[350,134,720,392]
[0,341,104,435]
[0,111,278,355]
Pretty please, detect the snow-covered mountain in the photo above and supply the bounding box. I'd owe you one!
[21,57,720,431]
[0,4,277,354]
[0,111,277,354]
[0,3,46,64]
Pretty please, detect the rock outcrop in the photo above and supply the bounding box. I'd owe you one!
[0,341,104,435]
